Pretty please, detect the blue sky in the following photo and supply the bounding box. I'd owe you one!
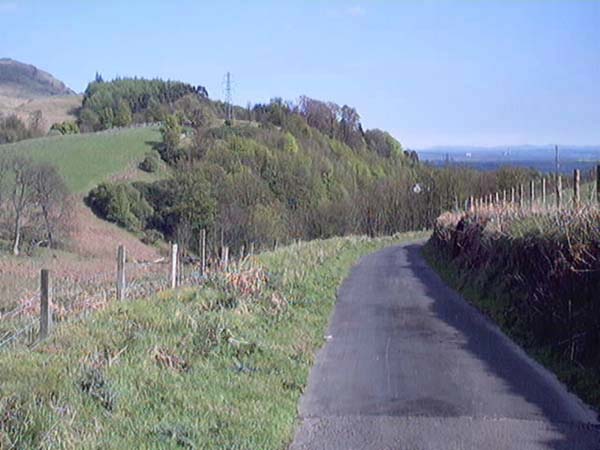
[1,0,598,148]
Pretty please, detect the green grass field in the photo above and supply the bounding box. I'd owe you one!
[0,232,426,449]
[0,127,162,193]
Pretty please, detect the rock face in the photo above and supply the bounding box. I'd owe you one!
[0,58,76,98]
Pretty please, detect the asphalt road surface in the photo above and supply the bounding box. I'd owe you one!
[290,243,600,450]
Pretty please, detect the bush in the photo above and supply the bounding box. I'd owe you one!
[139,153,160,173]
[86,183,153,231]
[50,121,80,135]
[141,229,163,245]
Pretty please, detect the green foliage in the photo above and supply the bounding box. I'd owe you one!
[86,182,153,231]
[138,152,160,173]
[159,114,184,164]
[79,77,208,131]
[50,120,80,135]
[364,129,403,158]
[113,99,133,127]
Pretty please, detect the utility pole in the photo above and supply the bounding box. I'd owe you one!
[224,72,233,124]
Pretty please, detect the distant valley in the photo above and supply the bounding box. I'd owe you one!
[419,145,600,174]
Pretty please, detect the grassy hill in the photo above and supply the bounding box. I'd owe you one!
[0,126,163,193]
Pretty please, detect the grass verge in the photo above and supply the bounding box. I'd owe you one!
[0,232,426,449]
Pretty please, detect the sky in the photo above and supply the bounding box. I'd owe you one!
[0,0,598,148]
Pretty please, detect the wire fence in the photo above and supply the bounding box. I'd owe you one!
[0,236,249,352]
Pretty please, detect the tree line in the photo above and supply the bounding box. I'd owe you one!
[86,94,537,257]
[78,76,209,132]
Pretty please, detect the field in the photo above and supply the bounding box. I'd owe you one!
[0,126,163,193]
[0,232,426,449]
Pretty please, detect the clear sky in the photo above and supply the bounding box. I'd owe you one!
[1,0,598,148]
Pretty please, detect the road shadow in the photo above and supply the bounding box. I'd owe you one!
[403,243,600,450]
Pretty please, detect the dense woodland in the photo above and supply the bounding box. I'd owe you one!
[83,78,537,256]
[78,75,209,132]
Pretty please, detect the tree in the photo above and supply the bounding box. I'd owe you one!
[32,163,71,248]
[9,157,36,255]
[159,114,183,164]
[114,99,133,127]
[28,110,45,138]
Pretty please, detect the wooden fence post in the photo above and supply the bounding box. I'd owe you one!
[199,229,207,277]
[541,178,547,207]
[556,175,562,209]
[574,169,580,208]
[170,243,178,289]
[116,245,126,301]
[221,246,229,270]
[40,269,52,340]
[519,184,524,209]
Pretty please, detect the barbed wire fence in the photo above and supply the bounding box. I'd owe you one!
[0,229,257,352]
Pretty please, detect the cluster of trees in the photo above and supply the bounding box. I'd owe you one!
[0,111,45,144]
[86,94,538,257]
[0,155,72,255]
[78,76,209,132]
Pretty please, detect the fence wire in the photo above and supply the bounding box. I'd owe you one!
[0,256,214,352]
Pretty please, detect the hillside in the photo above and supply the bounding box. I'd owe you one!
[0,58,76,98]
[0,126,163,193]
[0,58,80,131]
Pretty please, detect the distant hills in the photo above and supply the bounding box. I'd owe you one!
[0,58,81,130]
[0,58,76,98]
[418,145,600,173]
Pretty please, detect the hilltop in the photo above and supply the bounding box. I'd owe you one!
[0,58,81,130]
[0,58,76,98]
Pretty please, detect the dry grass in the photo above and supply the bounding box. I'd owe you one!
[0,94,81,131]
[427,203,600,407]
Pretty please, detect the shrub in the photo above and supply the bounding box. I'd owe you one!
[141,229,163,245]
[50,121,80,135]
[139,153,160,173]
[86,183,153,231]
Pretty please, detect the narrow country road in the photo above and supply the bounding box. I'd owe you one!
[290,243,600,450]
